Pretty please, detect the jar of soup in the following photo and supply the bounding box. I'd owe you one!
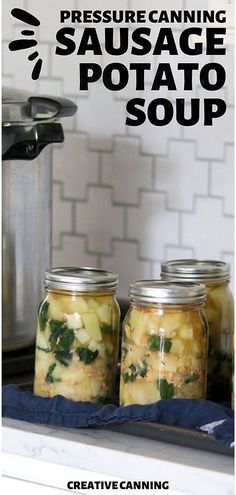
[120,280,208,406]
[161,260,234,403]
[34,267,120,403]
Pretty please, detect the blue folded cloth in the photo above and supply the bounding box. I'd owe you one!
[2,384,234,447]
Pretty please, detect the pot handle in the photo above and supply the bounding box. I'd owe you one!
[28,95,77,120]
[2,122,64,160]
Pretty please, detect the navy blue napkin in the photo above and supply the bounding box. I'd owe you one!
[2,384,234,447]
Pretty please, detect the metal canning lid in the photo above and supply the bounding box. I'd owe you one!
[129,280,206,305]
[44,267,118,292]
[161,259,230,283]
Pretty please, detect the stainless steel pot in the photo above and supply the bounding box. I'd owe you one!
[2,88,77,351]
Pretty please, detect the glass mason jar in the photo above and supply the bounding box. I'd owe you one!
[161,260,234,403]
[120,280,208,406]
[34,267,120,403]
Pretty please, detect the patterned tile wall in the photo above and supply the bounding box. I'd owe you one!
[2,0,234,297]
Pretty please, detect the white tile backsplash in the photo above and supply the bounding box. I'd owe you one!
[163,247,195,263]
[101,241,151,298]
[127,192,179,260]
[2,0,26,41]
[3,0,234,298]
[38,77,62,97]
[25,0,76,43]
[53,133,99,200]
[155,141,209,211]
[53,235,98,267]
[76,84,126,151]
[130,0,183,16]
[128,86,182,156]
[222,45,234,106]
[78,0,128,11]
[101,137,153,204]
[3,40,37,93]
[75,186,124,254]
[183,106,234,160]
[210,144,234,216]
[52,183,73,248]
[182,197,234,259]
[52,51,81,96]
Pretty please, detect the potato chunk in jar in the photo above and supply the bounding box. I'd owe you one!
[204,283,233,402]
[120,281,208,406]
[34,268,120,403]
[161,260,234,403]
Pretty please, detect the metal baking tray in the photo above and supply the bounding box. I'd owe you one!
[106,299,234,457]
[3,303,234,458]
[4,374,234,457]
[103,421,234,457]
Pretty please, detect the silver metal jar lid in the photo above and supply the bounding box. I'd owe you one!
[161,259,230,283]
[44,267,118,292]
[129,280,206,305]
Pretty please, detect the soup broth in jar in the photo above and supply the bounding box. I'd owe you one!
[34,267,120,403]
[161,260,234,403]
[120,280,208,406]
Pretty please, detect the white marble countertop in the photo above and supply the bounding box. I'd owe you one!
[2,418,234,495]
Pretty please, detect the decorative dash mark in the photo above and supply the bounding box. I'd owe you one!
[32,59,43,80]
[28,51,39,61]
[9,39,37,51]
[9,9,43,80]
[21,30,35,36]
[11,8,40,26]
